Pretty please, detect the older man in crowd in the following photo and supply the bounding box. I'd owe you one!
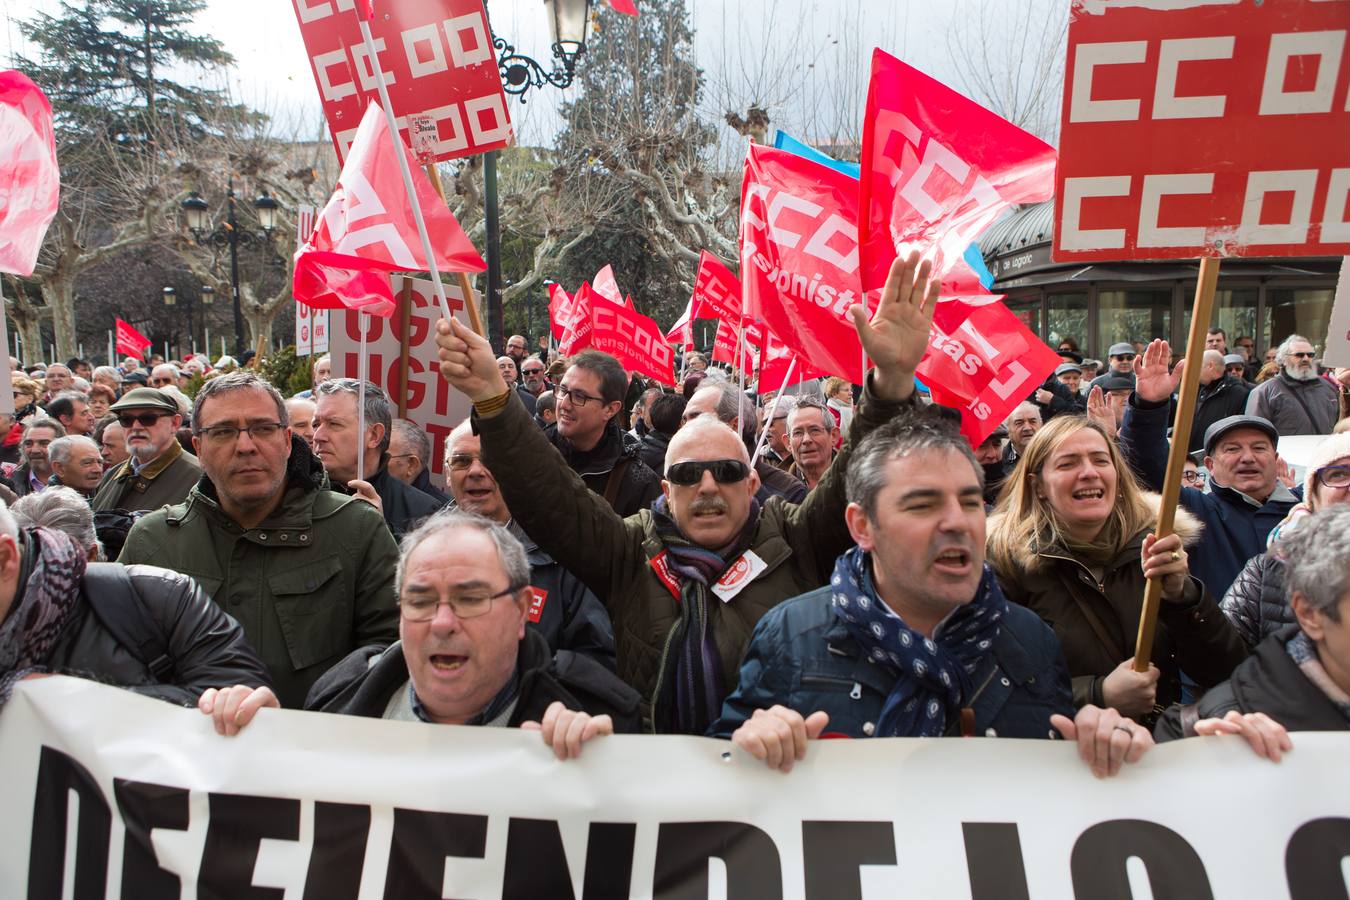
[388,417,451,506]
[45,391,96,437]
[1246,335,1339,435]
[120,372,400,707]
[1123,340,1298,598]
[784,397,838,492]
[7,419,64,498]
[39,363,72,403]
[1089,343,1138,391]
[1185,349,1253,453]
[313,379,442,538]
[1002,401,1042,471]
[46,435,104,498]
[93,387,201,513]
[683,382,807,503]
[96,419,129,470]
[284,396,317,448]
[434,252,936,734]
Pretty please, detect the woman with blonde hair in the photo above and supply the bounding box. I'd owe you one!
[987,415,1246,720]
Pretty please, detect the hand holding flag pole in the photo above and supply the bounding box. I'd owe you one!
[748,357,797,469]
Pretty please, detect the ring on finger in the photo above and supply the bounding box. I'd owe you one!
[1170,550,1181,562]
[1113,724,1133,735]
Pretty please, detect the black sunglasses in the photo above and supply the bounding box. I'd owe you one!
[117,412,169,428]
[666,459,750,486]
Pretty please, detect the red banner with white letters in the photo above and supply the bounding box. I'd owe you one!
[0,71,59,277]
[548,282,573,342]
[589,301,676,386]
[693,250,742,321]
[558,282,594,357]
[740,144,867,383]
[1054,0,1350,262]
[115,318,153,360]
[291,0,512,163]
[859,48,1056,297]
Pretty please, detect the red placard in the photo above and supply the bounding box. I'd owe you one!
[292,0,512,163]
[589,302,676,386]
[1054,0,1350,262]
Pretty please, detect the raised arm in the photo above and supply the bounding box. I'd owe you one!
[1118,340,1183,491]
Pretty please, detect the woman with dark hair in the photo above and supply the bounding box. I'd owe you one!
[987,415,1247,720]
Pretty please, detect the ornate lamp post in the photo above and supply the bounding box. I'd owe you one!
[180,181,283,357]
[481,0,593,349]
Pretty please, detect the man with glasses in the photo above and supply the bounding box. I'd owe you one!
[120,372,400,707]
[1245,334,1339,436]
[434,252,938,734]
[519,356,550,399]
[785,397,837,492]
[1182,457,1207,492]
[203,512,637,765]
[92,387,201,514]
[149,363,182,391]
[388,417,450,505]
[1089,342,1137,392]
[39,363,72,403]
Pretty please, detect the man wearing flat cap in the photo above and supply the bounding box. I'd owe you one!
[92,387,202,514]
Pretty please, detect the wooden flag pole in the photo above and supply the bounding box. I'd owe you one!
[1133,255,1221,671]
[421,162,486,337]
[396,276,414,419]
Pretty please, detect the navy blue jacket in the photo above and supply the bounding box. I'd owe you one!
[1118,396,1297,599]
[708,579,1074,741]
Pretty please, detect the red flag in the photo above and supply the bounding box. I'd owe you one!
[740,144,866,382]
[548,282,573,342]
[859,49,1056,297]
[711,319,754,375]
[294,102,485,316]
[292,261,397,318]
[114,318,153,360]
[759,333,828,393]
[559,282,595,357]
[664,297,697,348]
[592,265,634,309]
[608,0,639,14]
[0,71,59,277]
[692,250,741,321]
[589,302,675,386]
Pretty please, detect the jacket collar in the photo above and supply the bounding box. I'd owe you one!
[546,421,626,476]
[176,435,328,534]
[119,439,183,481]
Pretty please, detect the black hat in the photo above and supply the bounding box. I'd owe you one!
[109,387,179,415]
[1057,349,1084,364]
[1099,373,1134,393]
[1203,415,1278,455]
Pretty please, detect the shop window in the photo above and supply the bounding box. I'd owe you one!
[1046,292,1088,354]
[1264,288,1333,357]
[1097,289,1171,356]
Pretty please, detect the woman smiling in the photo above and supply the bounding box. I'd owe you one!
[986,416,1247,721]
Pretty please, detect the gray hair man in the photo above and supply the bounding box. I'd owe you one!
[1245,334,1339,435]
[284,396,316,448]
[785,396,838,492]
[684,381,807,503]
[1186,349,1253,452]
[313,379,443,538]
[388,417,450,505]
[46,435,103,497]
[93,387,201,514]
[11,486,101,559]
[10,418,65,498]
[119,372,400,707]
[714,411,1154,778]
[202,510,639,763]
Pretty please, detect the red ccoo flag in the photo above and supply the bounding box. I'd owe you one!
[294,101,485,317]
[114,318,153,361]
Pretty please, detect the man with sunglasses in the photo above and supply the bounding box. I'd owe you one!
[434,252,937,734]
[1245,335,1339,436]
[120,372,400,707]
[92,387,201,514]
[1089,342,1138,392]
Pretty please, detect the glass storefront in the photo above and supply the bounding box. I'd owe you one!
[1045,292,1088,351]
[1178,287,1258,358]
[1097,288,1171,353]
[1264,288,1334,354]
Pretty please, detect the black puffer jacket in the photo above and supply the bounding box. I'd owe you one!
[543,420,662,517]
[31,544,272,706]
[1220,552,1293,650]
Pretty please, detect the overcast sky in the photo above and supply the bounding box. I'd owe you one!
[3,0,1039,149]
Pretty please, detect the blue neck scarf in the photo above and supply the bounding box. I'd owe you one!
[830,547,1007,737]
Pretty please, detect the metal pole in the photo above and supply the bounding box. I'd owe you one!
[227,176,245,358]
[484,150,503,351]
[357,313,368,484]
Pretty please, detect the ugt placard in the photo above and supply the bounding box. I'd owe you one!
[1054,0,1350,262]
[292,0,513,163]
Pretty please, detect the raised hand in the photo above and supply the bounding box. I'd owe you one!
[848,251,938,402]
[1086,386,1117,438]
[1132,339,1183,404]
[435,317,508,404]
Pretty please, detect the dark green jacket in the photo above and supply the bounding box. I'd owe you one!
[93,440,202,513]
[117,437,400,707]
[475,375,908,728]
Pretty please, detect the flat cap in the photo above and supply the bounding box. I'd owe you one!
[1204,414,1278,454]
[1107,342,1136,358]
[108,387,179,414]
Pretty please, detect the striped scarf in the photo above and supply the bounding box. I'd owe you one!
[0,528,88,705]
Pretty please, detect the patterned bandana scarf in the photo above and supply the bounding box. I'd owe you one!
[650,496,761,735]
[0,528,89,706]
[830,546,1007,737]
[1286,630,1350,723]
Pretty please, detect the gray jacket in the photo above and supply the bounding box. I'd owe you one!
[1245,373,1339,436]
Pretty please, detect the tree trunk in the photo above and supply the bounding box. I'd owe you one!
[40,275,78,363]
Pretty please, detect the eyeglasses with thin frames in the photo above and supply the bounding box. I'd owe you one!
[400,586,520,621]
[196,422,286,445]
[555,385,602,407]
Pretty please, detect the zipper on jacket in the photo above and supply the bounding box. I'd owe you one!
[800,674,864,699]
[647,619,682,734]
[1038,550,1108,594]
[966,666,1000,707]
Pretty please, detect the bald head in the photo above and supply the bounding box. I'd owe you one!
[1200,349,1225,385]
[665,416,749,474]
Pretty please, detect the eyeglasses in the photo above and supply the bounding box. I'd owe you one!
[666,459,751,486]
[150,377,174,386]
[400,585,520,621]
[118,412,169,428]
[555,385,602,407]
[1316,466,1350,489]
[1181,470,1206,485]
[522,368,545,376]
[791,425,831,439]
[1111,354,1136,361]
[447,452,483,471]
[196,422,285,445]
[1289,352,1316,360]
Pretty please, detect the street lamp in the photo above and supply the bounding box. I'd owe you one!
[179,178,284,356]
[481,0,593,350]
[161,286,177,307]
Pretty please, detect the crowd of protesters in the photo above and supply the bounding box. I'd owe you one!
[3,257,1348,774]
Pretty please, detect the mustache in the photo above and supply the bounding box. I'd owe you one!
[689,496,729,516]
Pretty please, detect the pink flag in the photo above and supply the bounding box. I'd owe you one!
[292,261,397,318]
[558,282,595,357]
[665,297,697,349]
[759,333,828,393]
[548,282,573,342]
[592,265,634,309]
[608,0,639,14]
[0,71,59,277]
[294,101,484,316]
[859,48,1056,297]
[712,318,754,375]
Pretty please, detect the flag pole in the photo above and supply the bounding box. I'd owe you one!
[357,312,369,484]
[749,357,797,469]
[356,15,456,325]
[421,161,486,337]
[1133,256,1221,671]
[397,277,413,419]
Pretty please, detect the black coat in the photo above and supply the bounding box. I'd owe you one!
[543,420,662,518]
[636,430,671,474]
[1034,376,1086,421]
[1220,552,1294,650]
[1185,375,1251,453]
[365,464,445,539]
[305,628,641,731]
[1155,627,1349,740]
[33,552,272,706]
[410,467,452,506]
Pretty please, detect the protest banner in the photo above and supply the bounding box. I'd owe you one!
[1054,0,1350,262]
[0,71,59,278]
[5,677,1348,899]
[559,282,596,357]
[114,318,153,361]
[330,275,471,483]
[693,250,742,322]
[590,301,676,386]
[548,282,574,342]
[291,0,511,164]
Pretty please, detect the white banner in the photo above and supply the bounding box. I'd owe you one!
[1326,256,1350,368]
[3,677,1346,900]
[329,276,472,484]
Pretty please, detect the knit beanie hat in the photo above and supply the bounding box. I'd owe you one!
[1304,432,1350,507]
